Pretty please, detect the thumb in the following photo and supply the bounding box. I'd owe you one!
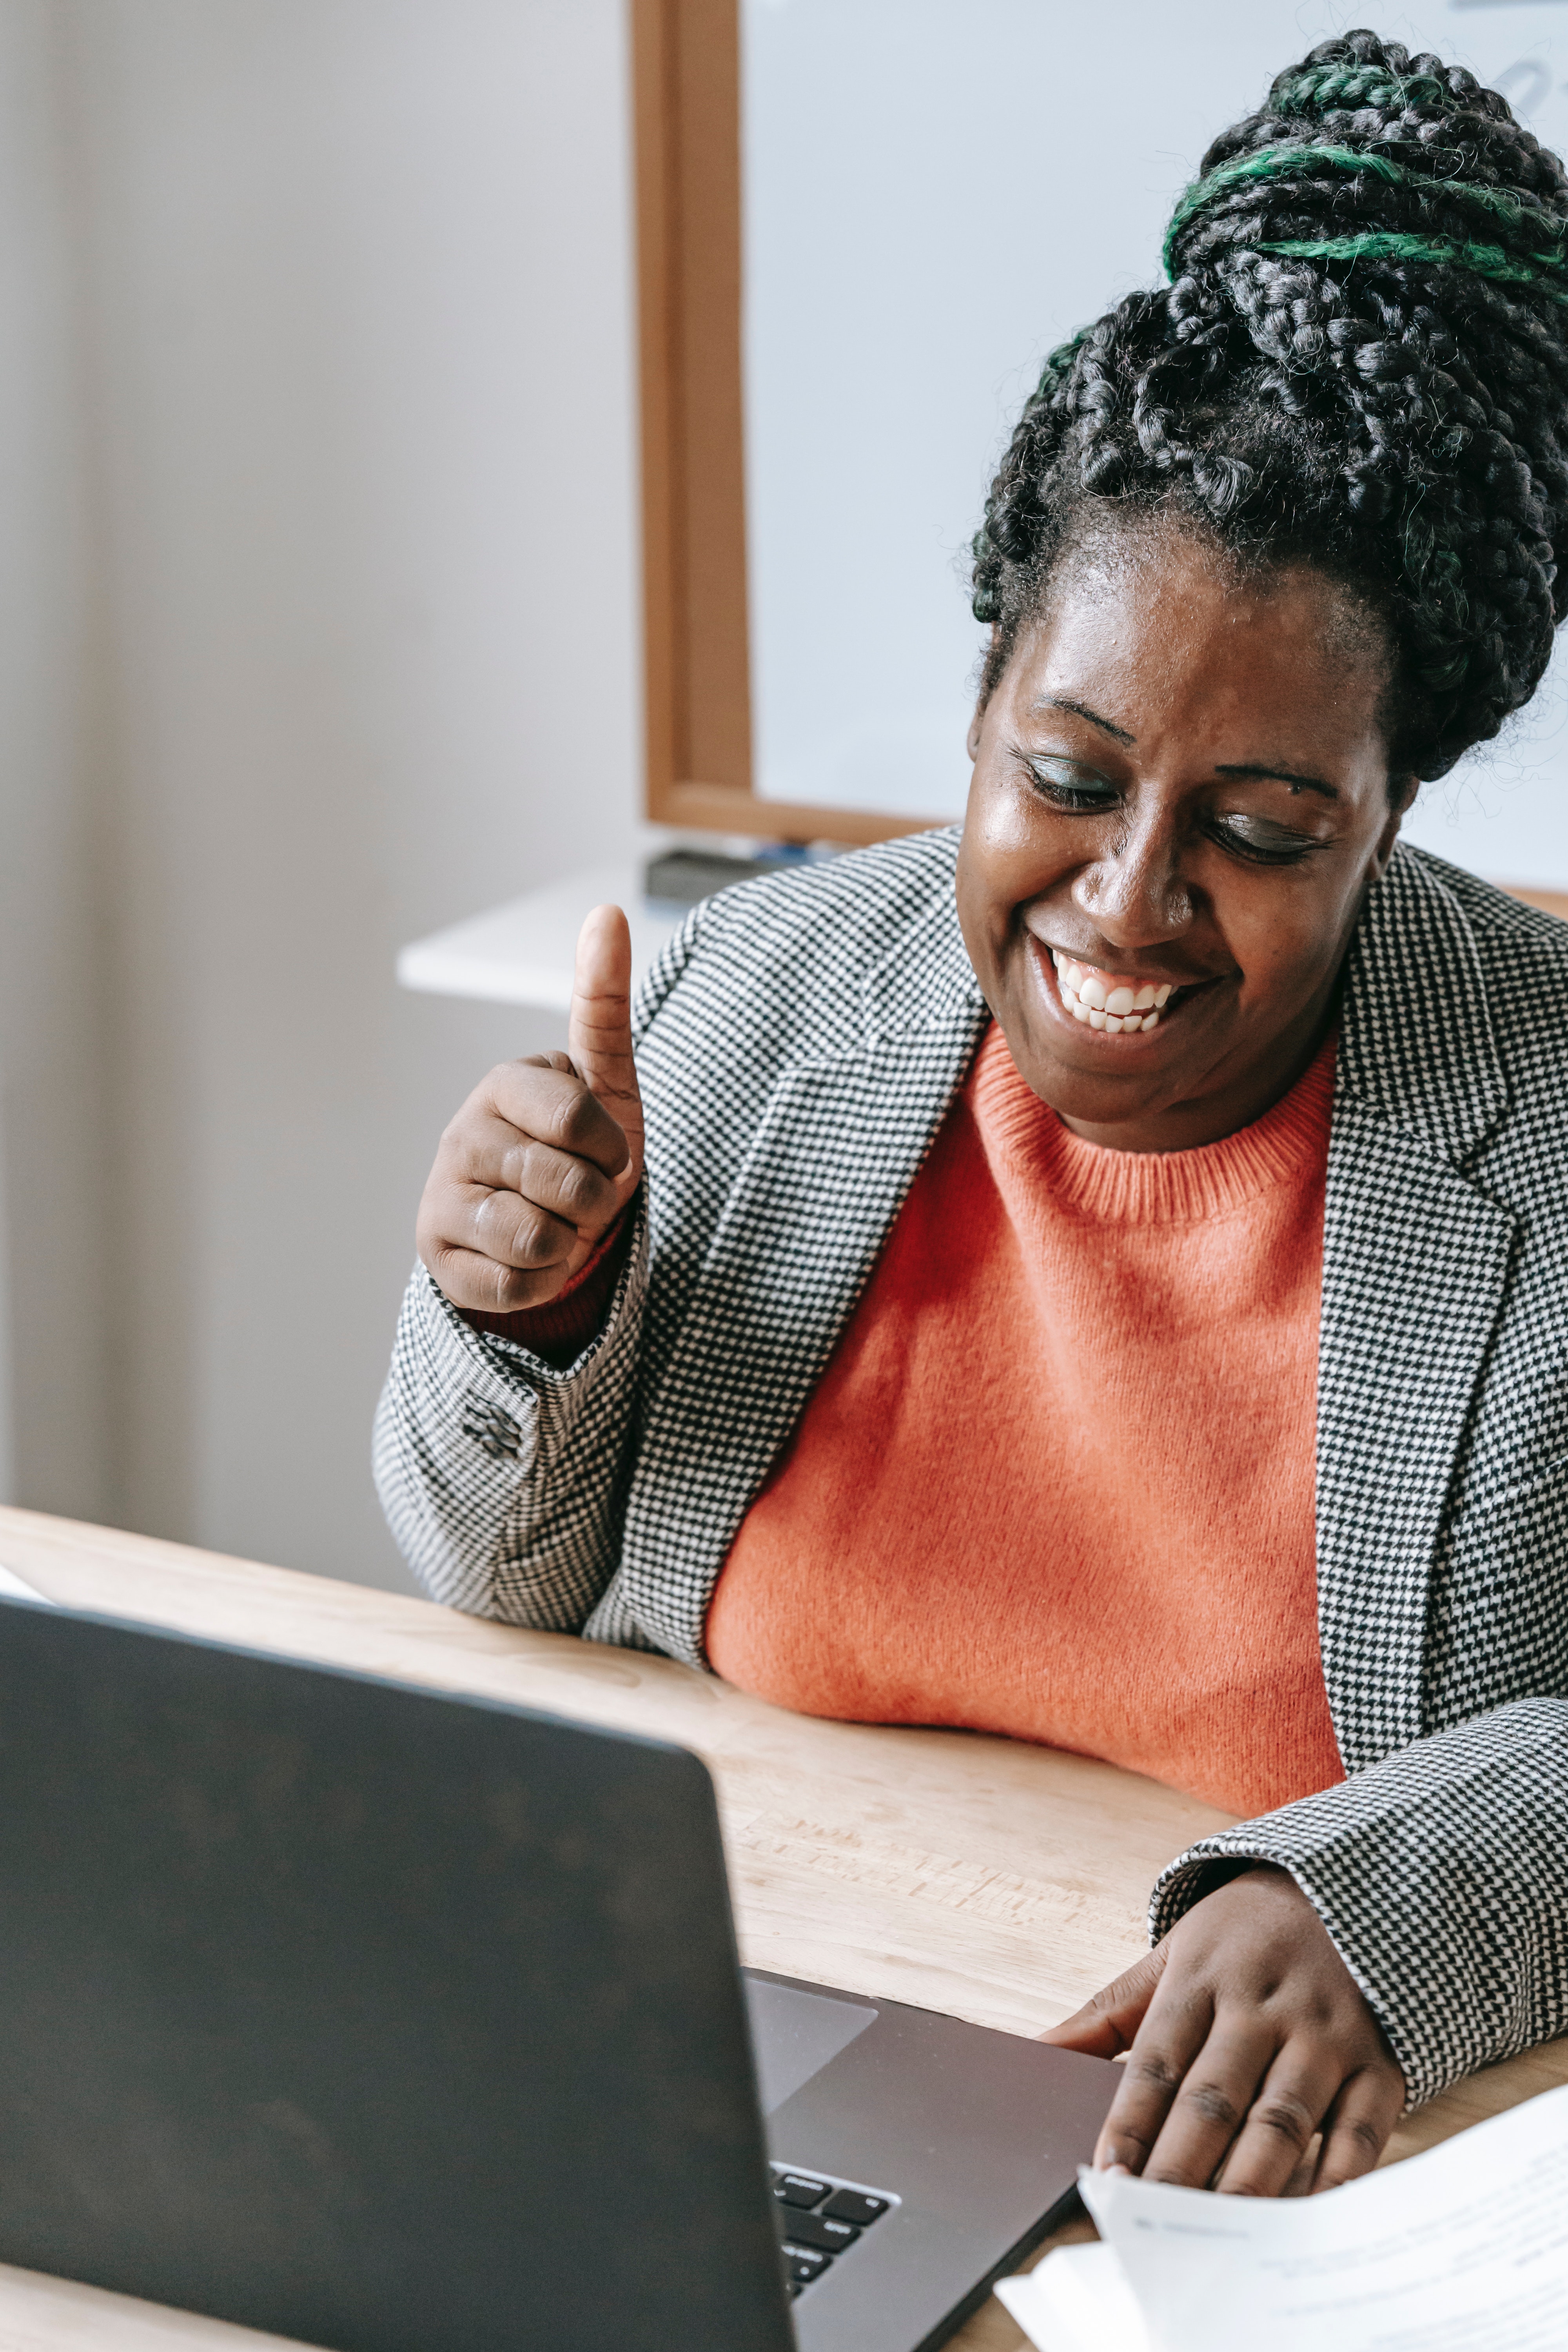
[1037,1944,1169,2060]
[568,904,644,1183]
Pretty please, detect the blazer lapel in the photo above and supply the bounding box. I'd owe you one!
[1318,849,1518,1771]
[615,883,989,1662]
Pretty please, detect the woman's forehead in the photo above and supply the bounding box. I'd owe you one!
[1020,529,1390,709]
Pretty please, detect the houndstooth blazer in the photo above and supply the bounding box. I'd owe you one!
[375,828,1568,2109]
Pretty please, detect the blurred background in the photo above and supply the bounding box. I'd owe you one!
[4,0,1567,1596]
[0,1,641,1591]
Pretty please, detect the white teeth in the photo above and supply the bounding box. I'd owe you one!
[1056,960,1174,1036]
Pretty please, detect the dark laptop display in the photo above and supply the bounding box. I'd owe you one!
[0,1597,1114,2351]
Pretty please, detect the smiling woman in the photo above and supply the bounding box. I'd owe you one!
[958,531,1408,1151]
[378,31,1568,2209]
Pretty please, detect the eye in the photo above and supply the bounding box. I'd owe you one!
[1020,754,1121,813]
[1205,811,1323,867]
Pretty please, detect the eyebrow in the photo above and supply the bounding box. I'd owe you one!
[1035,700,1341,801]
[1034,696,1136,745]
[1214,763,1340,803]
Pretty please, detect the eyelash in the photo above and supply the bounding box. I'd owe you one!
[1020,762,1321,868]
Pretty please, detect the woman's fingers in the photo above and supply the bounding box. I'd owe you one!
[481,1058,632,1181]
[1045,1875,1405,2200]
[1040,1944,1168,2060]
[1312,2063,1405,2192]
[568,907,645,1184]
[1088,1969,1215,2174]
[1202,2045,1343,2197]
[455,1181,578,1273]
[1103,2007,1285,2185]
[421,1240,572,1316]
[416,1038,642,1314]
[452,1113,623,1229]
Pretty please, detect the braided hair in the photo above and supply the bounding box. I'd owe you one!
[971,29,1568,782]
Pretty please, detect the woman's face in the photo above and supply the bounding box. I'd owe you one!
[956,523,1414,1152]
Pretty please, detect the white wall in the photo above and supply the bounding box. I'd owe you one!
[0,0,643,1588]
[0,0,112,1526]
[742,0,1568,884]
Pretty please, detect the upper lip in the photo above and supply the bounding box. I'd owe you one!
[1045,947,1214,989]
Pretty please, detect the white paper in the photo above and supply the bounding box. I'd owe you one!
[0,1563,54,1605]
[1076,2083,1568,2352]
[996,2241,1149,2352]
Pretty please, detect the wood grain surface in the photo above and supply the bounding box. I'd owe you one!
[0,1506,1562,2351]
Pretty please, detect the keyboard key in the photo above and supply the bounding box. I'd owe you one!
[788,2250,830,2286]
[823,2189,889,2227]
[773,2172,830,2210]
[781,2209,859,2254]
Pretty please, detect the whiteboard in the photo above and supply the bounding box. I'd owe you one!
[741,0,1568,887]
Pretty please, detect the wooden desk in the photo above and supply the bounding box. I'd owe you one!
[2,1506,1564,2352]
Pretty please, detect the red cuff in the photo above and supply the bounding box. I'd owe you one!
[463,1208,635,1370]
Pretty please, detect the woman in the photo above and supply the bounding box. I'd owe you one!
[377,31,1568,2198]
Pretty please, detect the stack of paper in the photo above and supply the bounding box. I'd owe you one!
[997,2082,1568,2352]
[0,1563,52,1604]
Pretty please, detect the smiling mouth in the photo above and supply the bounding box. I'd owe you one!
[1051,951,1191,1034]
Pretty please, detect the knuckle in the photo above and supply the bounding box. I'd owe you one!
[474,1191,544,1265]
[1247,2096,1313,2150]
[554,1154,606,1219]
[1128,2053,1185,2098]
[498,1139,537,1194]
[550,1083,600,1151]
[1178,2080,1244,2131]
[510,1211,557,1267]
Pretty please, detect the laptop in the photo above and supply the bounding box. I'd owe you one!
[0,1593,1116,2351]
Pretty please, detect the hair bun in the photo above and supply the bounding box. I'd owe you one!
[1168,31,1568,291]
[972,29,1568,780]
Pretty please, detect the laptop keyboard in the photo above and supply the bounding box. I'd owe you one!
[770,2163,896,2299]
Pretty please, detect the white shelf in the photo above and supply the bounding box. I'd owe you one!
[396,865,682,1012]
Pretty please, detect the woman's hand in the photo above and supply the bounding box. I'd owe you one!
[1041,1866,1405,2196]
[416,906,644,1313]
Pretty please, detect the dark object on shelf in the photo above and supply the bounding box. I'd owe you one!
[645,847,792,905]
[649,847,827,908]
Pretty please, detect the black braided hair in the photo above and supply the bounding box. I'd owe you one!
[971,29,1568,781]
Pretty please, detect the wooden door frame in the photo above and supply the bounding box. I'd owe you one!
[632,0,931,846]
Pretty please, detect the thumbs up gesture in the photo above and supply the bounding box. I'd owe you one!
[416,906,645,1314]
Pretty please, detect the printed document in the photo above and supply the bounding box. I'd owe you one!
[997,2082,1568,2352]
[0,1563,52,1604]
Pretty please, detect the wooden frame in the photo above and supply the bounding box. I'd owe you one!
[632,0,931,847]
[630,3,1568,900]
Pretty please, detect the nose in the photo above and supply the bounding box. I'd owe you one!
[1072,800,1194,950]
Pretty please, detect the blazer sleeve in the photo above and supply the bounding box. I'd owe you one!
[370,905,704,1627]
[1148,1697,1568,2108]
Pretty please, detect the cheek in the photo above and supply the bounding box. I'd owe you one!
[962,771,1073,908]
[1216,866,1356,1008]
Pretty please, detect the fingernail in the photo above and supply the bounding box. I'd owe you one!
[1097,2160,1132,2176]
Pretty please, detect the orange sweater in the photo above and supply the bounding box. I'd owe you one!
[704,1024,1345,1817]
